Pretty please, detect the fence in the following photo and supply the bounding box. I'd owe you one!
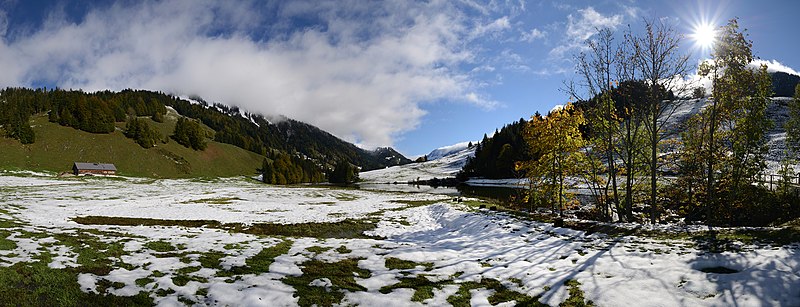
[759,174,800,194]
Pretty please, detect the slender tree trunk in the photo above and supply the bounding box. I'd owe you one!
[650,107,658,224]
[706,99,718,225]
[552,155,558,215]
[559,169,564,217]
[624,121,635,222]
[608,134,618,221]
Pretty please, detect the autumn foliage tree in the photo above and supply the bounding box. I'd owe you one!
[680,18,774,225]
[517,103,586,217]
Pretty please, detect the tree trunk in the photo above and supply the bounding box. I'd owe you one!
[650,108,658,224]
[706,99,718,225]
[623,121,635,222]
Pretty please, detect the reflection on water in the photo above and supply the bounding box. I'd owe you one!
[358,183,525,203]
[358,183,460,195]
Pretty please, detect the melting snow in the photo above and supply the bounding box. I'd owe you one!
[0,173,798,306]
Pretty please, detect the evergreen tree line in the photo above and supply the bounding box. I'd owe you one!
[328,160,359,184]
[124,117,165,149]
[260,151,325,185]
[172,117,207,150]
[512,18,800,227]
[458,119,531,180]
[0,87,168,143]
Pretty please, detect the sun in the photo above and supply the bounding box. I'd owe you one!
[692,22,716,50]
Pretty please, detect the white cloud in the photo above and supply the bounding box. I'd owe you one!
[0,0,495,149]
[520,28,545,42]
[464,91,499,109]
[669,59,799,98]
[471,16,511,38]
[751,59,800,76]
[549,7,623,60]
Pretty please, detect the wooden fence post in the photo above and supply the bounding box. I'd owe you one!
[770,174,773,191]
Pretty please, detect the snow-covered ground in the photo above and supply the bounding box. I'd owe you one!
[360,143,475,183]
[1,171,799,306]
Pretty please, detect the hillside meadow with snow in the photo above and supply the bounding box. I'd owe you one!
[0,171,799,306]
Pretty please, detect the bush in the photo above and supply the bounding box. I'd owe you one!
[172,117,207,150]
[125,117,162,149]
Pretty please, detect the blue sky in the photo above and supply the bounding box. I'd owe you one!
[0,1,798,157]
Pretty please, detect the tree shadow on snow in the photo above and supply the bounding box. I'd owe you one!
[687,232,800,306]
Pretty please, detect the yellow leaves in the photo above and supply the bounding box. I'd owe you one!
[519,102,588,207]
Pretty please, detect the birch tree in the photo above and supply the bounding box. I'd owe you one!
[519,103,586,217]
[635,19,690,224]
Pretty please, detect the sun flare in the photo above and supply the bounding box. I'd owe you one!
[692,23,716,50]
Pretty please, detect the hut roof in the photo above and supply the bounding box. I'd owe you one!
[73,162,117,171]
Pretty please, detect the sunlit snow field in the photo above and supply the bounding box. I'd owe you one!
[1,171,799,306]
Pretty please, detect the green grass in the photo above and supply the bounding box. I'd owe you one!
[447,278,544,307]
[560,279,594,307]
[44,229,135,276]
[197,251,226,269]
[379,274,446,302]
[332,192,360,201]
[73,216,382,239]
[0,114,264,178]
[0,260,153,306]
[335,245,352,254]
[220,240,293,276]
[182,197,243,204]
[0,232,17,250]
[384,257,433,271]
[135,277,154,288]
[306,246,332,254]
[282,258,371,307]
[391,199,442,208]
[144,241,176,253]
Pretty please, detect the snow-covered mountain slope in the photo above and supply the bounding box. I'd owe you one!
[425,141,476,161]
[665,97,796,172]
[360,143,475,183]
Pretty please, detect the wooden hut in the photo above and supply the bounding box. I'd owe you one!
[73,162,117,176]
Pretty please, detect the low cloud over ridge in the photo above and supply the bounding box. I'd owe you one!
[0,0,495,148]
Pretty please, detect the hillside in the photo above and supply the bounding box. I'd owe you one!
[0,109,265,178]
[0,88,411,179]
[360,142,475,183]
[169,96,411,171]
[668,97,797,172]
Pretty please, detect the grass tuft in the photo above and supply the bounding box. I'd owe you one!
[282,258,371,307]
[560,279,594,307]
[384,257,433,271]
[220,240,293,276]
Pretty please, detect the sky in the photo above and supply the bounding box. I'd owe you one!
[0,0,798,157]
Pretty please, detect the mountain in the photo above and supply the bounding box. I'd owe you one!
[771,71,800,97]
[360,142,475,183]
[667,97,796,171]
[0,88,410,175]
[426,141,476,161]
[165,94,410,171]
[371,147,412,167]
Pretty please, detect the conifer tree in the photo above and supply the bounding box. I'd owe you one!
[786,84,800,153]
